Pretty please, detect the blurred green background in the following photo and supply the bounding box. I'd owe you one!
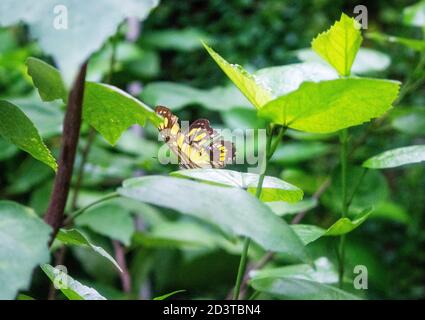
[0,0,424,300]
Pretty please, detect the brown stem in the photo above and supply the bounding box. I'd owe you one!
[112,240,132,294]
[44,62,88,241]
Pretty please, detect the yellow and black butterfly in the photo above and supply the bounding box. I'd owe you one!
[155,106,235,169]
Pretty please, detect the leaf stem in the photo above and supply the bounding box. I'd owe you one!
[232,124,282,300]
[338,128,349,287]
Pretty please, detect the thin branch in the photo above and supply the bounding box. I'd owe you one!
[112,240,132,294]
[44,62,88,242]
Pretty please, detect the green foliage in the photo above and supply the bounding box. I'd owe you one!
[363,145,425,169]
[83,82,161,145]
[0,201,51,299]
[118,176,309,261]
[202,41,272,109]
[26,57,67,102]
[258,78,400,133]
[0,0,159,84]
[0,100,57,170]
[56,228,122,272]
[41,264,106,300]
[250,257,359,300]
[311,13,362,77]
[171,169,304,203]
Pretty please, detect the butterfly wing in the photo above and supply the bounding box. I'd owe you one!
[155,106,235,169]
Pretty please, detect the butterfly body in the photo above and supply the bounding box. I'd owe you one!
[155,106,235,169]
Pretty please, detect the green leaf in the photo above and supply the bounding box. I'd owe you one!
[296,48,391,74]
[311,13,362,76]
[26,57,67,102]
[41,264,106,300]
[17,294,35,300]
[153,290,186,300]
[75,203,135,246]
[83,82,161,145]
[0,100,57,170]
[118,176,309,261]
[367,32,425,51]
[251,257,338,284]
[171,169,304,203]
[258,78,400,133]
[0,0,159,84]
[141,82,250,111]
[250,257,359,300]
[403,1,425,27]
[325,208,373,236]
[56,228,122,272]
[202,41,272,109]
[267,198,317,217]
[291,208,373,245]
[372,201,410,224]
[363,145,425,169]
[0,201,51,299]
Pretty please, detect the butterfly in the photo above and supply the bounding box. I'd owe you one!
[155,106,235,169]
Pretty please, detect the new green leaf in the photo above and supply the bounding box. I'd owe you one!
[363,145,425,169]
[0,201,51,299]
[41,264,106,300]
[118,176,309,261]
[312,13,362,76]
[258,78,400,133]
[202,41,272,109]
[171,169,303,203]
[83,82,162,145]
[56,228,122,272]
[0,100,57,170]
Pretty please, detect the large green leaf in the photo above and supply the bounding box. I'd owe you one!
[0,0,159,84]
[311,13,362,76]
[202,41,272,109]
[0,100,57,170]
[118,176,309,261]
[403,1,425,27]
[56,228,122,272]
[296,48,391,74]
[140,82,250,111]
[75,203,135,246]
[171,169,304,203]
[367,32,425,51]
[258,78,400,133]
[250,257,359,300]
[26,57,67,102]
[83,82,161,145]
[363,145,425,169]
[0,201,51,299]
[41,264,106,300]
